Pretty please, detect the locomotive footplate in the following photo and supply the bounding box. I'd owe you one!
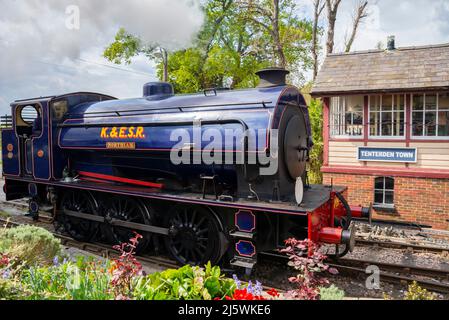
[6,176,345,216]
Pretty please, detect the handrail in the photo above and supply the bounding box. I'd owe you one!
[58,118,249,130]
[65,101,273,119]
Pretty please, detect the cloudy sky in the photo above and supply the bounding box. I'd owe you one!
[0,0,449,114]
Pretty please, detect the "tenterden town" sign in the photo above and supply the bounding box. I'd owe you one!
[357,147,418,163]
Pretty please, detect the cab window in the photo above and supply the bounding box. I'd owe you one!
[15,105,42,137]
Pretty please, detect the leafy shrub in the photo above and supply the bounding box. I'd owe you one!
[281,239,338,300]
[0,225,61,266]
[132,262,236,300]
[110,233,144,299]
[404,282,436,300]
[319,285,345,300]
[0,278,27,300]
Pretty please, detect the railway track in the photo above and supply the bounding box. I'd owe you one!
[356,238,449,255]
[329,258,449,294]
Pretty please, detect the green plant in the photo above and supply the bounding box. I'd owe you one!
[404,281,436,300]
[0,278,27,300]
[21,256,114,300]
[281,239,338,300]
[109,233,144,299]
[132,262,236,300]
[307,98,323,184]
[319,285,345,300]
[0,225,61,266]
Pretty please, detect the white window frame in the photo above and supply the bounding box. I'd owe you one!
[368,94,406,139]
[329,96,364,138]
[374,177,395,209]
[411,93,449,140]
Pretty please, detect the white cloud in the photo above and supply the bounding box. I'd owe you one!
[0,0,203,114]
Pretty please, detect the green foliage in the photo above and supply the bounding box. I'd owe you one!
[103,28,142,65]
[132,262,236,300]
[307,98,323,184]
[0,278,27,300]
[21,256,114,300]
[319,285,345,300]
[404,282,436,300]
[0,225,61,266]
[240,0,314,82]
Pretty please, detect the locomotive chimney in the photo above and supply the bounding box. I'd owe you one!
[143,82,174,98]
[256,67,290,88]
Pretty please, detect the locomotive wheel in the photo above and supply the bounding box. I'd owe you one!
[61,190,99,242]
[164,205,222,266]
[103,196,152,253]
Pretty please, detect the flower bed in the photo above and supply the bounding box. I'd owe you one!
[0,226,344,300]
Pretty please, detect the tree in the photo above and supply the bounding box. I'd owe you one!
[236,0,314,85]
[160,0,269,92]
[325,0,342,54]
[344,0,369,52]
[237,0,287,67]
[312,0,326,81]
[103,28,169,81]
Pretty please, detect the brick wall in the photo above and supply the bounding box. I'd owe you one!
[323,173,449,231]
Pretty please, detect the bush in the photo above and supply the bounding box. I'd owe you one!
[404,281,436,300]
[281,239,338,300]
[0,278,27,300]
[132,262,236,300]
[0,225,61,266]
[319,285,345,300]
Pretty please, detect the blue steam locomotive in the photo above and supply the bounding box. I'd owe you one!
[1,68,369,270]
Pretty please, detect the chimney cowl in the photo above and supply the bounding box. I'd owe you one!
[387,35,396,51]
[256,67,290,88]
